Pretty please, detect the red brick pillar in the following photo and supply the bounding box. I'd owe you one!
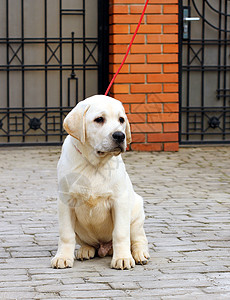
[109,0,179,151]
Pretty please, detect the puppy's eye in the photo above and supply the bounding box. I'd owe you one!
[94,117,104,124]
[119,117,125,124]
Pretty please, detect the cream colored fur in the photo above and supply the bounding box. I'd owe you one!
[51,95,149,270]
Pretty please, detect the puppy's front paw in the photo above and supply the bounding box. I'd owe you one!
[132,249,150,265]
[111,256,135,270]
[51,255,74,269]
[76,245,96,261]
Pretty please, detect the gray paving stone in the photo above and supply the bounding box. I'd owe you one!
[0,275,29,282]
[60,290,127,298]
[1,146,230,298]
[162,294,226,300]
[36,283,110,293]
[0,291,38,299]
[128,287,206,297]
[108,281,140,290]
[139,278,212,289]
[1,279,60,288]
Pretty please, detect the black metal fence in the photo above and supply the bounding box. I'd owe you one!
[0,0,108,146]
[179,0,230,144]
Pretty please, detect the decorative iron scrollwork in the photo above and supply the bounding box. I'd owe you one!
[181,0,230,144]
[0,0,108,145]
[208,116,220,129]
[192,0,230,32]
[29,118,41,130]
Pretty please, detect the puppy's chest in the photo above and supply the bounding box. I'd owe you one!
[75,196,112,226]
[74,186,114,235]
[68,163,115,203]
[69,172,114,209]
[77,190,113,209]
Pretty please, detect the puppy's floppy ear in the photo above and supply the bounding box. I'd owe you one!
[63,102,90,144]
[125,116,132,144]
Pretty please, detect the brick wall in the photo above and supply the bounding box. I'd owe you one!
[109,0,179,151]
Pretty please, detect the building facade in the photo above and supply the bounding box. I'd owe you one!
[0,0,229,148]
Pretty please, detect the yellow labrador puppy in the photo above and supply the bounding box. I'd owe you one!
[51,95,149,270]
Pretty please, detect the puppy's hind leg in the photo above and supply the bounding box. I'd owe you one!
[76,245,96,261]
[75,233,96,261]
[131,193,150,265]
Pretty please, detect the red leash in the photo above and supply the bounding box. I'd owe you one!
[104,0,150,96]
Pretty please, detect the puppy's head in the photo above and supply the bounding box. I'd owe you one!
[63,95,131,157]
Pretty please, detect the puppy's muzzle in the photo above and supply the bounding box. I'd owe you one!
[112,131,125,144]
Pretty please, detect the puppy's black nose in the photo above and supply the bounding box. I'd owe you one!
[112,131,125,143]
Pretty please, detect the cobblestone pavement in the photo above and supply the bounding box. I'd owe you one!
[0,146,230,299]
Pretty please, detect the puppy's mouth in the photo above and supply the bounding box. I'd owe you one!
[96,146,124,157]
[112,146,124,154]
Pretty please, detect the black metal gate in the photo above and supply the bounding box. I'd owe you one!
[179,0,230,144]
[0,0,108,146]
